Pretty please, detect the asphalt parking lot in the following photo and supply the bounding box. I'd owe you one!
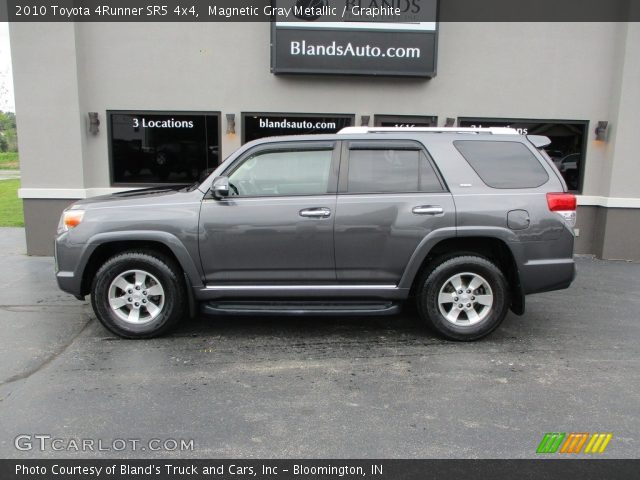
[0,227,638,459]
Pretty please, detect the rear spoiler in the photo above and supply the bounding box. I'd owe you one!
[527,135,551,148]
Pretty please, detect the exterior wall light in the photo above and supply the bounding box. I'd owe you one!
[88,112,100,135]
[360,115,370,127]
[595,121,609,141]
[445,117,456,127]
[226,113,236,135]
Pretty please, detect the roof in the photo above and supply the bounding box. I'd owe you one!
[338,126,520,135]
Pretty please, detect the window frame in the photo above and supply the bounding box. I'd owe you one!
[338,140,448,195]
[453,139,550,190]
[220,140,341,199]
[107,109,221,187]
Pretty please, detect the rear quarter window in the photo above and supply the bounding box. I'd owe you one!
[453,140,549,188]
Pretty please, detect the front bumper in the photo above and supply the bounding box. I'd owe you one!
[55,271,83,299]
[54,234,87,299]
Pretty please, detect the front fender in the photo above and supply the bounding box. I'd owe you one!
[84,231,204,288]
[56,230,204,298]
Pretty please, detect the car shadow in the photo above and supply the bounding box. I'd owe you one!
[161,307,522,346]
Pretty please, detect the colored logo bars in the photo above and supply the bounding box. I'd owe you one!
[537,432,613,454]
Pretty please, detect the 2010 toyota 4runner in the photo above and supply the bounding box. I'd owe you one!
[55,127,577,341]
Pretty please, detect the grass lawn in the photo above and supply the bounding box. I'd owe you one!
[0,152,19,170]
[0,179,24,227]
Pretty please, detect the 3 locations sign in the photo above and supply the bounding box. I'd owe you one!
[271,0,439,77]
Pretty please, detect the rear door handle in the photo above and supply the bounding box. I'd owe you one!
[412,205,444,215]
[299,207,331,218]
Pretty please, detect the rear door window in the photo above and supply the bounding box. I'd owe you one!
[454,141,549,188]
[347,148,444,194]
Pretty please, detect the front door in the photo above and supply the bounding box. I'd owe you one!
[199,141,340,284]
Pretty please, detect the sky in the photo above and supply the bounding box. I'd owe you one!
[0,22,15,112]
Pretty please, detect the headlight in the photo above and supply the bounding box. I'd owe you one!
[57,208,85,234]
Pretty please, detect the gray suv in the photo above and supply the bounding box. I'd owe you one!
[55,127,577,341]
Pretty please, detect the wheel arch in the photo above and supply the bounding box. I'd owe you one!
[78,231,203,298]
[401,232,525,315]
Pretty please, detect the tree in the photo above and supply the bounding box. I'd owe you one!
[0,111,17,152]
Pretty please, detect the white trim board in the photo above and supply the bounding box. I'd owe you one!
[577,196,640,209]
[17,188,640,209]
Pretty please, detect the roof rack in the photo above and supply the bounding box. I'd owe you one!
[337,126,519,135]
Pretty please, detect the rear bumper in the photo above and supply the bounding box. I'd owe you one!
[520,257,576,295]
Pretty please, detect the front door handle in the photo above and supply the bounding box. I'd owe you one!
[299,207,331,218]
[412,205,444,215]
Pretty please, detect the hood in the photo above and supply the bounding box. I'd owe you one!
[72,184,197,208]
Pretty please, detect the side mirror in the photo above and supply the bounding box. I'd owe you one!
[211,176,230,199]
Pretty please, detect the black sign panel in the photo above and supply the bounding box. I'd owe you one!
[375,114,437,127]
[108,111,220,185]
[243,113,354,143]
[271,0,438,77]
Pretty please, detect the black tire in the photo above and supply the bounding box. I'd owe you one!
[91,251,186,339]
[417,255,510,341]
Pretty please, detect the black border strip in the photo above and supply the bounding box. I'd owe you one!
[3,459,638,480]
[2,0,640,22]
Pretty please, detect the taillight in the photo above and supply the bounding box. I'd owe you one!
[547,193,576,211]
[547,193,576,228]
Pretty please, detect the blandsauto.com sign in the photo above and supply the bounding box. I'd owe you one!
[271,0,439,77]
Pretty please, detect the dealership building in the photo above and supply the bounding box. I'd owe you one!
[8,17,640,259]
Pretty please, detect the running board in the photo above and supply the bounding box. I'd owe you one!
[201,300,401,316]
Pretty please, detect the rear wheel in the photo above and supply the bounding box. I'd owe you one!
[91,251,186,339]
[417,255,509,341]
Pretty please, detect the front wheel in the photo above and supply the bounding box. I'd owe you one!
[91,251,186,339]
[417,255,510,341]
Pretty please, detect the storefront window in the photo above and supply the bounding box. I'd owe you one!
[108,111,220,185]
[242,113,354,143]
[458,118,588,192]
[374,115,437,127]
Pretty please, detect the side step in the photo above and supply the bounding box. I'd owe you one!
[201,300,401,316]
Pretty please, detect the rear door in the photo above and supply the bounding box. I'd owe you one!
[334,140,456,284]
